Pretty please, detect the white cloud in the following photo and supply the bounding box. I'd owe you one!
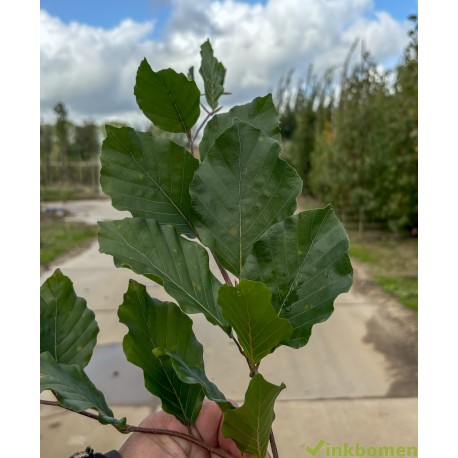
[40,0,410,126]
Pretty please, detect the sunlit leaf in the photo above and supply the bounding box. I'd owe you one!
[242,205,353,348]
[222,374,284,458]
[135,60,200,133]
[199,94,281,160]
[190,120,302,276]
[218,280,293,365]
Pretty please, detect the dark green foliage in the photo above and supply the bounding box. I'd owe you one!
[40,352,125,427]
[190,120,302,276]
[118,280,206,426]
[40,269,99,367]
[70,122,100,160]
[97,40,351,455]
[218,280,293,365]
[242,206,353,348]
[100,125,199,235]
[277,20,418,233]
[199,94,281,160]
[41,39,353,457]
[199,40,226,110]
[54,102,70,183]
[222,374,285,457]
[135,61,201,133]
[40,270,126,428]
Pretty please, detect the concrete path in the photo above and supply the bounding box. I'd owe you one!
[40,200,418,457]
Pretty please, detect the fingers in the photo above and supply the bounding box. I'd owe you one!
[138,410,188,433]
[194,399,223,446]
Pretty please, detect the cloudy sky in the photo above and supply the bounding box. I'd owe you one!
[40,0,417,128]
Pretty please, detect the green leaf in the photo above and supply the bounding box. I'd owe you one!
[135,60,200,133]
[40,269,99,368]
[222,374,285,458]
[40,352,125,427]
[199,94,281,160]
[190,119,302,276]
[98,218,230,332]
[118,280,205,426]
[153,348,233,412]
[218,280,293,365]
[199,39,226,110]
[100,125,198,236]
[242,205,353,348]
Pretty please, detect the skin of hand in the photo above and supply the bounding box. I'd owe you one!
[119,399,262,458]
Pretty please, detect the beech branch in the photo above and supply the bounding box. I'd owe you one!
[40,400,233,458]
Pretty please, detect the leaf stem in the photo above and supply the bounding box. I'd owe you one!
[230,332,247,357]
[212,251,233,286]
[193,112,213,142]
[187,131,195,157]
[40,400,233,458]
[200,102,211,114]
[192,105,223,145]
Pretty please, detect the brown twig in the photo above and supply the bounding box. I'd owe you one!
[40,400,233,458]
[212,252,233,286]
[269,430,279,458]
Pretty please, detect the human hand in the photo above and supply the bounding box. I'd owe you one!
[119,399,268,458]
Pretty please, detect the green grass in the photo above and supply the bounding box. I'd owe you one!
[375,276,418,311]
[41,218,98,265]
[41,185,101,202]
[349,232,417,311]
[348,245,376,264]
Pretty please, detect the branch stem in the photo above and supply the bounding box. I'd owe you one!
[269,430,280,458]
[212,252,233,286]
[193,112,212,142]
[192,103,223,146]
[192,105,223,144]
[200,102,211,114]
[40,400,232,458]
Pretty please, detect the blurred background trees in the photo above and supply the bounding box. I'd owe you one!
[40,102,101,199]
[277,16,418,234]
[41,16,417,234]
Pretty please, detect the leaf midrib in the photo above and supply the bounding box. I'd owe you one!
[136,289,192,426]
[278,209,330,315]
[107,223,225,328]
[140,67,190,133]
[110,129,193,231]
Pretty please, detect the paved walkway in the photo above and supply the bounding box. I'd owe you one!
[40,200,418,457]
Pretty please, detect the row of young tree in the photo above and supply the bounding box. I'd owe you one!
[40,104,185,187]
[276,16,417,233]
[40,103,101,186]
[41,17,417,231]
